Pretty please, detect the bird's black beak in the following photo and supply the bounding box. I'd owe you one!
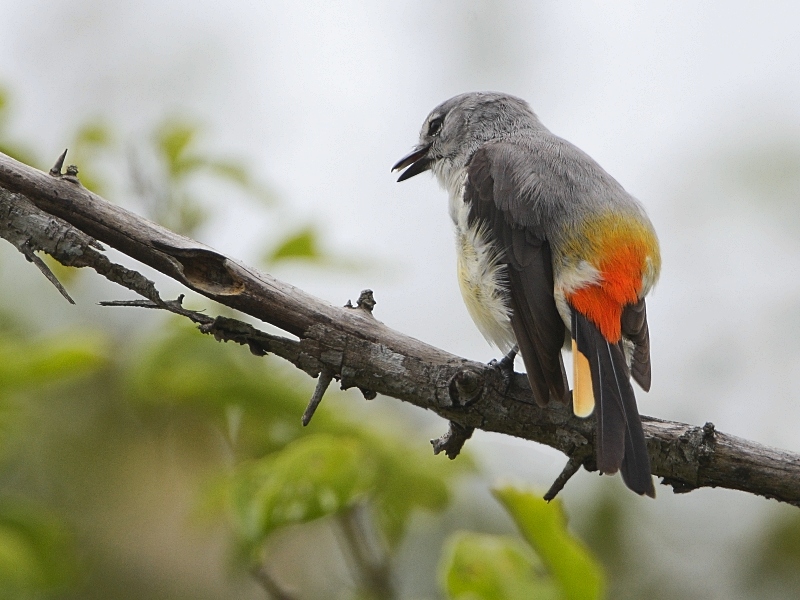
[392,144,432,182]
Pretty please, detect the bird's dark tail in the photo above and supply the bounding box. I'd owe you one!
[571,308,655,497]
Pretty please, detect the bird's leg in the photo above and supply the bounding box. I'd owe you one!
[489,345,518,390]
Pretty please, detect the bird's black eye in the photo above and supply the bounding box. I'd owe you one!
[428,117,444,136]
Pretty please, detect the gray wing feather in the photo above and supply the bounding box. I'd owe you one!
[621,299,651,391]
[465,145,568,407]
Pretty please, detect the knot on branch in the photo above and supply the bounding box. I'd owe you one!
[448,368,484,407]
[345,289,376,314]
[151,242,245,296]
[681,421,717,464]
[661,421,717,494]
[358,387,377,400]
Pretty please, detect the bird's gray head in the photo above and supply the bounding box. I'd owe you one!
[392,92,539,187]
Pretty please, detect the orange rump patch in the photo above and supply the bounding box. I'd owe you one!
[568,244,645,342]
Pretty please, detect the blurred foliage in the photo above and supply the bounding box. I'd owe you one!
[0,309,465,599]
[264,225,323,265]
[262,224,368,272]
[67,120,114,196]
[0,81,335,275]
[577,490,701,600]
[131,321,460,567]
[0,329,106,454]
[494,486,604,600]
[137,119,274,236]
[578,492,626,582]
[131,117,337,268]
[228,434,376,559]
[440,486,604,600]
[225,428,456,559]
[441,532,557,600]
[0,81,447,596]
[0,326,105,598]
[0,333,104,394]
[746,507,800,592]
[0,500,75,599]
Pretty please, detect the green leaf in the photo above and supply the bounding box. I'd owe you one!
[371,441,458,546]
[205,160,276,204]
[203,159,250,187]
[229,434,376,556]
[148,119,276,236]
[493,485,605,600]
[156,121,197,177]
[0,87,8,120]
[263,224,372,271]
[68,118,114,194]
[0,501,76,595]
[441,532,558,600]
[75,121,111,147]
[265,226,322,264]
[0,333,106,392]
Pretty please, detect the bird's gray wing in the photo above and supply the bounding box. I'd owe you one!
[621,299,651,391]
[465,144,568,407]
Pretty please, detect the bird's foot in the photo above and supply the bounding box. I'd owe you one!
[489,346,518,391]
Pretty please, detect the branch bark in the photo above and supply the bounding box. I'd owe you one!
[1,151,799,506]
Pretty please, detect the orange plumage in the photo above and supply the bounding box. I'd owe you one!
[563,213,659,342]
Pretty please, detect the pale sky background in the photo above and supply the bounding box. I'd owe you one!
[2,2,800,597]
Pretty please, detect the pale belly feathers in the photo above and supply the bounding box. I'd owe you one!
[449,182,516,353]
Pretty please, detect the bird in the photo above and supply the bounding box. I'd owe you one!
[392,92,660,496]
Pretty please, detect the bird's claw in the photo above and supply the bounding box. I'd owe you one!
[489,346,518,391]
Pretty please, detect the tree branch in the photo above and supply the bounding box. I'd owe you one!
[1,151,799,506]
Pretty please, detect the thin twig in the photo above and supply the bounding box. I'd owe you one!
[249,564,298,600]
[335,505,395,600]
[20,242,75,304]
[544,447,593,501]
[302,369,334,426]
[49,149,68,176]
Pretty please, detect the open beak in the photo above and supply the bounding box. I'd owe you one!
[392,144,432,182]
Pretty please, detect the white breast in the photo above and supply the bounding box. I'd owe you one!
[449,176,516,353]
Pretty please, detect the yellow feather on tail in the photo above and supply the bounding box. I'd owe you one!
[571,338,595,417]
